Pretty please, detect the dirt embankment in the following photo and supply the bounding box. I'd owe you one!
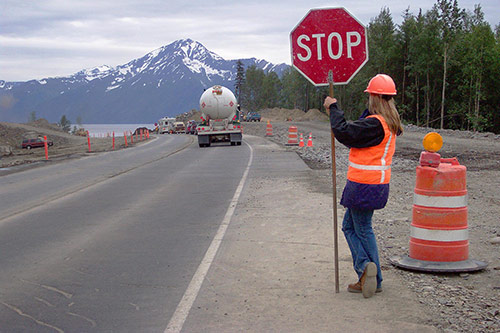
[0,120,146,169]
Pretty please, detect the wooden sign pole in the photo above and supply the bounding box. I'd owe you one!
[328,70,340,294]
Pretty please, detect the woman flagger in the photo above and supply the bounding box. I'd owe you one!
[323,74,403,298]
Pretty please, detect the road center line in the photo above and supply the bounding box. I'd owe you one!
[165,141,254,333]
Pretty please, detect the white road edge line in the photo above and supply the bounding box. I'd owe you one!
[165,141,254,333]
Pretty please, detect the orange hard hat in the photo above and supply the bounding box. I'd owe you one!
[364,74,397,95]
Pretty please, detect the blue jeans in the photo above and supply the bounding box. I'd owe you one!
[342,208,382,288]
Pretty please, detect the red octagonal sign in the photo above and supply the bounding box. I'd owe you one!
[290,7,368,86]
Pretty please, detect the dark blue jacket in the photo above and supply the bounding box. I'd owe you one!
[329,103,390,210]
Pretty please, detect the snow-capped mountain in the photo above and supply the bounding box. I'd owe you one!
[0,39,288,123]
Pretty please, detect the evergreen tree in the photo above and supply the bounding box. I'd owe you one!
[241,66,265,112]
[279,68,309,110]
[234,60,245,105]
[58,115,71,132]
[261,72,281,108]
[366,7,398,73]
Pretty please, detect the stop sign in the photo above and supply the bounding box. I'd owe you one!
[290,7,368,86]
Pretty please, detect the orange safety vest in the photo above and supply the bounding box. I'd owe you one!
[347,115,396,185]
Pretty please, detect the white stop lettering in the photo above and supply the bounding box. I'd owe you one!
[296,31,362,61]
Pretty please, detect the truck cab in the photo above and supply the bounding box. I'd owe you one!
[173,122,185,134]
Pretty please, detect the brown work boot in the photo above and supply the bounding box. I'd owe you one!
[360,262,377,298]
[347,281,362,293]
[348,281,382,294]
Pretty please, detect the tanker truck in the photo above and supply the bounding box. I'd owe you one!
[197,85,243,147]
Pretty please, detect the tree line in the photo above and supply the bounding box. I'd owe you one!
[236,0,500,133]
[28,111,82,133]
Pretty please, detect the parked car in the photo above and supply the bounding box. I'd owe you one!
[246,112,261,122]
[21,137,53,149]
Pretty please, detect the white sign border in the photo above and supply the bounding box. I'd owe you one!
[289,7,369,86]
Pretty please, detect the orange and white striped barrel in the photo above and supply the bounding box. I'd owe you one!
[286,126,298,145]
[391,148,487,272]
[266,121,273,136]
[410,153,468,262]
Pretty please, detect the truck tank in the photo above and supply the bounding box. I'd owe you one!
[199,85,237,120]
[197,85,242,148]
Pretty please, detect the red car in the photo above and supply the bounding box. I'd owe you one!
[21,137,53,149]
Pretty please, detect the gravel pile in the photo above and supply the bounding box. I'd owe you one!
[404,123,500,140]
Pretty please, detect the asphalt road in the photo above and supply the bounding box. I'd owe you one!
[0,134,251,332]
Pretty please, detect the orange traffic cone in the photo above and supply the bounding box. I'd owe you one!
[307,133,313,147]
[299,133,304,147]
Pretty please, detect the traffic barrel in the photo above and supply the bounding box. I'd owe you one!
[285,126,299,146]
[391,132,487,272]
[266,121,273,136]
[307,132,313,147]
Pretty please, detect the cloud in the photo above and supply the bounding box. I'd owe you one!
[1,0,499,81]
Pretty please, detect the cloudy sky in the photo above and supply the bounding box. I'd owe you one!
[1,0,498,82]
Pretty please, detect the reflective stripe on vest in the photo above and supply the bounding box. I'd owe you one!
[347,115,395,185]
[348,161,391,171]
[379,132,393,183]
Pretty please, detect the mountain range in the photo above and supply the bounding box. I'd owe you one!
[0,39,288,124]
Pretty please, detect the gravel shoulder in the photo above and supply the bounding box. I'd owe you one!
[185,135,438,332]
[242,120,500,332]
